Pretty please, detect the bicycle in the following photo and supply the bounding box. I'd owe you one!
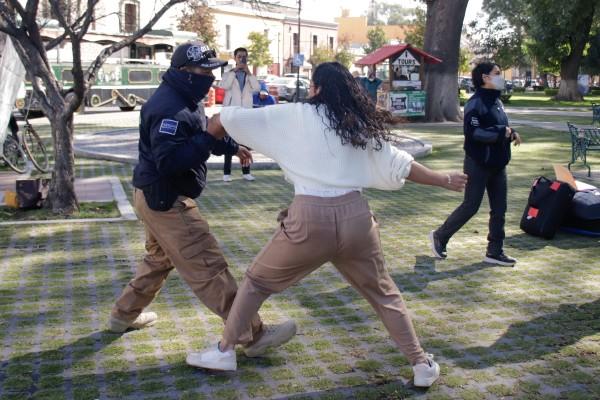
[1,116,50,174]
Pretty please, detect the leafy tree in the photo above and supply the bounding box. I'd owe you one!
[363,26,387,54]
[0,0,185,214]
[380,3,418,25]
[481,0,599,101]
[177,0,219,51]
[247,31,272,67]
[334,46,354,69]
[422,0,470,122]
[459,47,474,74]
[404,6,426,47]
[582,31,600,76]
[309,45,334,67]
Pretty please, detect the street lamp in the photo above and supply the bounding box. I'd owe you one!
[296,0,301,102]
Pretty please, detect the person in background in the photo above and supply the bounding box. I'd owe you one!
[253,82,277,108]
[429,62,522,266]
[186,62,468,388]
[361,67,383,106]
[108,41,297,357]
[219,47,260,182]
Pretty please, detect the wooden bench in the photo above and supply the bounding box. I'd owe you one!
[567,122,600,176]
[593,103,600,125]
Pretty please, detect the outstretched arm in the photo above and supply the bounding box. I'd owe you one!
[407,161,468,192]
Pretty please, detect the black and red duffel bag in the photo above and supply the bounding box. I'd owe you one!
[520,176,575,239]
[561,189,600,236]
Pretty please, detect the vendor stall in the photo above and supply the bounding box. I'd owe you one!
[356,44,442,117]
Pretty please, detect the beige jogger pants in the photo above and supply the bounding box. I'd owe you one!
[111,189,262,343]
[222,191,427,364]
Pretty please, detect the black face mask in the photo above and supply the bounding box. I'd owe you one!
[188,72,215,99]
[164,68,215,105]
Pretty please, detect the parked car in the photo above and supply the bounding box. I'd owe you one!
[458,77,474,93]
[267,77,310,102]
[213,80,225,104]
[257,74,280,84]
[283,73,309,80]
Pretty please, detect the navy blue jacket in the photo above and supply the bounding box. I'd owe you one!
[463,88,512,168]
[133,68,239,210]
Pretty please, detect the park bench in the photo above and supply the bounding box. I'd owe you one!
[567,122,600,176]
[592,103,600,125]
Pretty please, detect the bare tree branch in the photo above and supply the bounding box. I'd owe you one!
[77,0,101,40]
[86,0,186,84]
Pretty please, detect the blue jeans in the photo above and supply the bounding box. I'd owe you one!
[435,156,507,256]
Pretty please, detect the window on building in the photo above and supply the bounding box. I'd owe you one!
[293,33,299,52]
[226,25,231,50]
[123,2,138,33]
[329,37,334,51]
[312,35,317,49]
[264,29,269,37]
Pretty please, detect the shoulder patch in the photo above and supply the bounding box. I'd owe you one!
[159,119,179,135]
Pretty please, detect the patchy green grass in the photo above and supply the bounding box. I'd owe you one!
[0,115,598,399]
[0,201,120,221]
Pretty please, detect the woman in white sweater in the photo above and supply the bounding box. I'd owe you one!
[187,62,468,387]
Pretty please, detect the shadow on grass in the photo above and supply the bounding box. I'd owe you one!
[460,298,600,369]
[391,255,497,293]
[506,232,600,251]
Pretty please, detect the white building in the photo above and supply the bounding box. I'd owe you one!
[36,0,196,65]
[210,0,338,76]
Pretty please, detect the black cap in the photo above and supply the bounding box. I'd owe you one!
[171,41,227,69]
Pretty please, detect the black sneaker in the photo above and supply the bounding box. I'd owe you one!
[484,252,517,266]
[428,230,447,259]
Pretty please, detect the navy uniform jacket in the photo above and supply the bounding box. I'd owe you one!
[133,71,239,210]
[463,88,512,168]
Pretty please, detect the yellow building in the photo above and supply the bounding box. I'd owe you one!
[336,16,413,47]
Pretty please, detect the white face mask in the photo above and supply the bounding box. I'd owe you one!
[490,75,505,90]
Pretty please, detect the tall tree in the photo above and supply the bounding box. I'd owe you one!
[526,1,597,101]
[0,0,185,214]
[482,0,598,101]
[247,31,272,68]
[177,0,219,51]
[404,6,426,47]
[363,26,387,54]
[422,0,469,122]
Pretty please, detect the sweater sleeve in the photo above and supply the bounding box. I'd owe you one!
[367,141,414,190]
[220,106,283,158]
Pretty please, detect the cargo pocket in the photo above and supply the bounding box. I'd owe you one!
[279,208,309,244]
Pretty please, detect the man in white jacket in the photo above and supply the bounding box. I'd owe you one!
[219,47,260,181]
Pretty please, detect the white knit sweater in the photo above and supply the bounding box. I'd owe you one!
[220,103,414,192]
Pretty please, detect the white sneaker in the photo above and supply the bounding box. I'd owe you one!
[223,175,232,182]
[243,320,297,357]
[186,343,237,371]
[413,354,440,387]
[108,312,157,333]
[243,174,256,181]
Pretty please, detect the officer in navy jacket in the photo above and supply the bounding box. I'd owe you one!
[108,41,267,341]
[429,62,522,267]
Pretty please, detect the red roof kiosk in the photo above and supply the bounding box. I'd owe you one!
[356,44,442,117]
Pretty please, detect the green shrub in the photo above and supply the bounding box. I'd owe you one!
[591,89,600,96]
[500,94,512,103]
[544,88,559,96]
[513,87,526,93]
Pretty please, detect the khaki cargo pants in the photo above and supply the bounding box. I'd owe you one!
[111,189,262,343]
[222,191,427,365]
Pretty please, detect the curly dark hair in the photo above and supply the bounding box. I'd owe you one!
[307,62,393,150]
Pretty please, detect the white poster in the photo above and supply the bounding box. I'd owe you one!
[0,36,27,145]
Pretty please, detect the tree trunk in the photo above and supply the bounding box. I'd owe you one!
[47,112,78,214]
[555,1,596,102]
[423,0,469,122]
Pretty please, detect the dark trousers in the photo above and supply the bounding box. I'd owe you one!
[223,154,250,175]
[435,156,507,256]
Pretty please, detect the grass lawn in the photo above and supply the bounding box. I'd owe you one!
[506,113,593,126]
[461,90,600,109]
[0,201,120,222]
[0,120,598,400]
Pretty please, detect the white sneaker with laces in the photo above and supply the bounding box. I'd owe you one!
[223,175,232,182]
[186,343,237,371]
[413,353,440,387]
[108,312,157,333]
[243,174,256,181]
